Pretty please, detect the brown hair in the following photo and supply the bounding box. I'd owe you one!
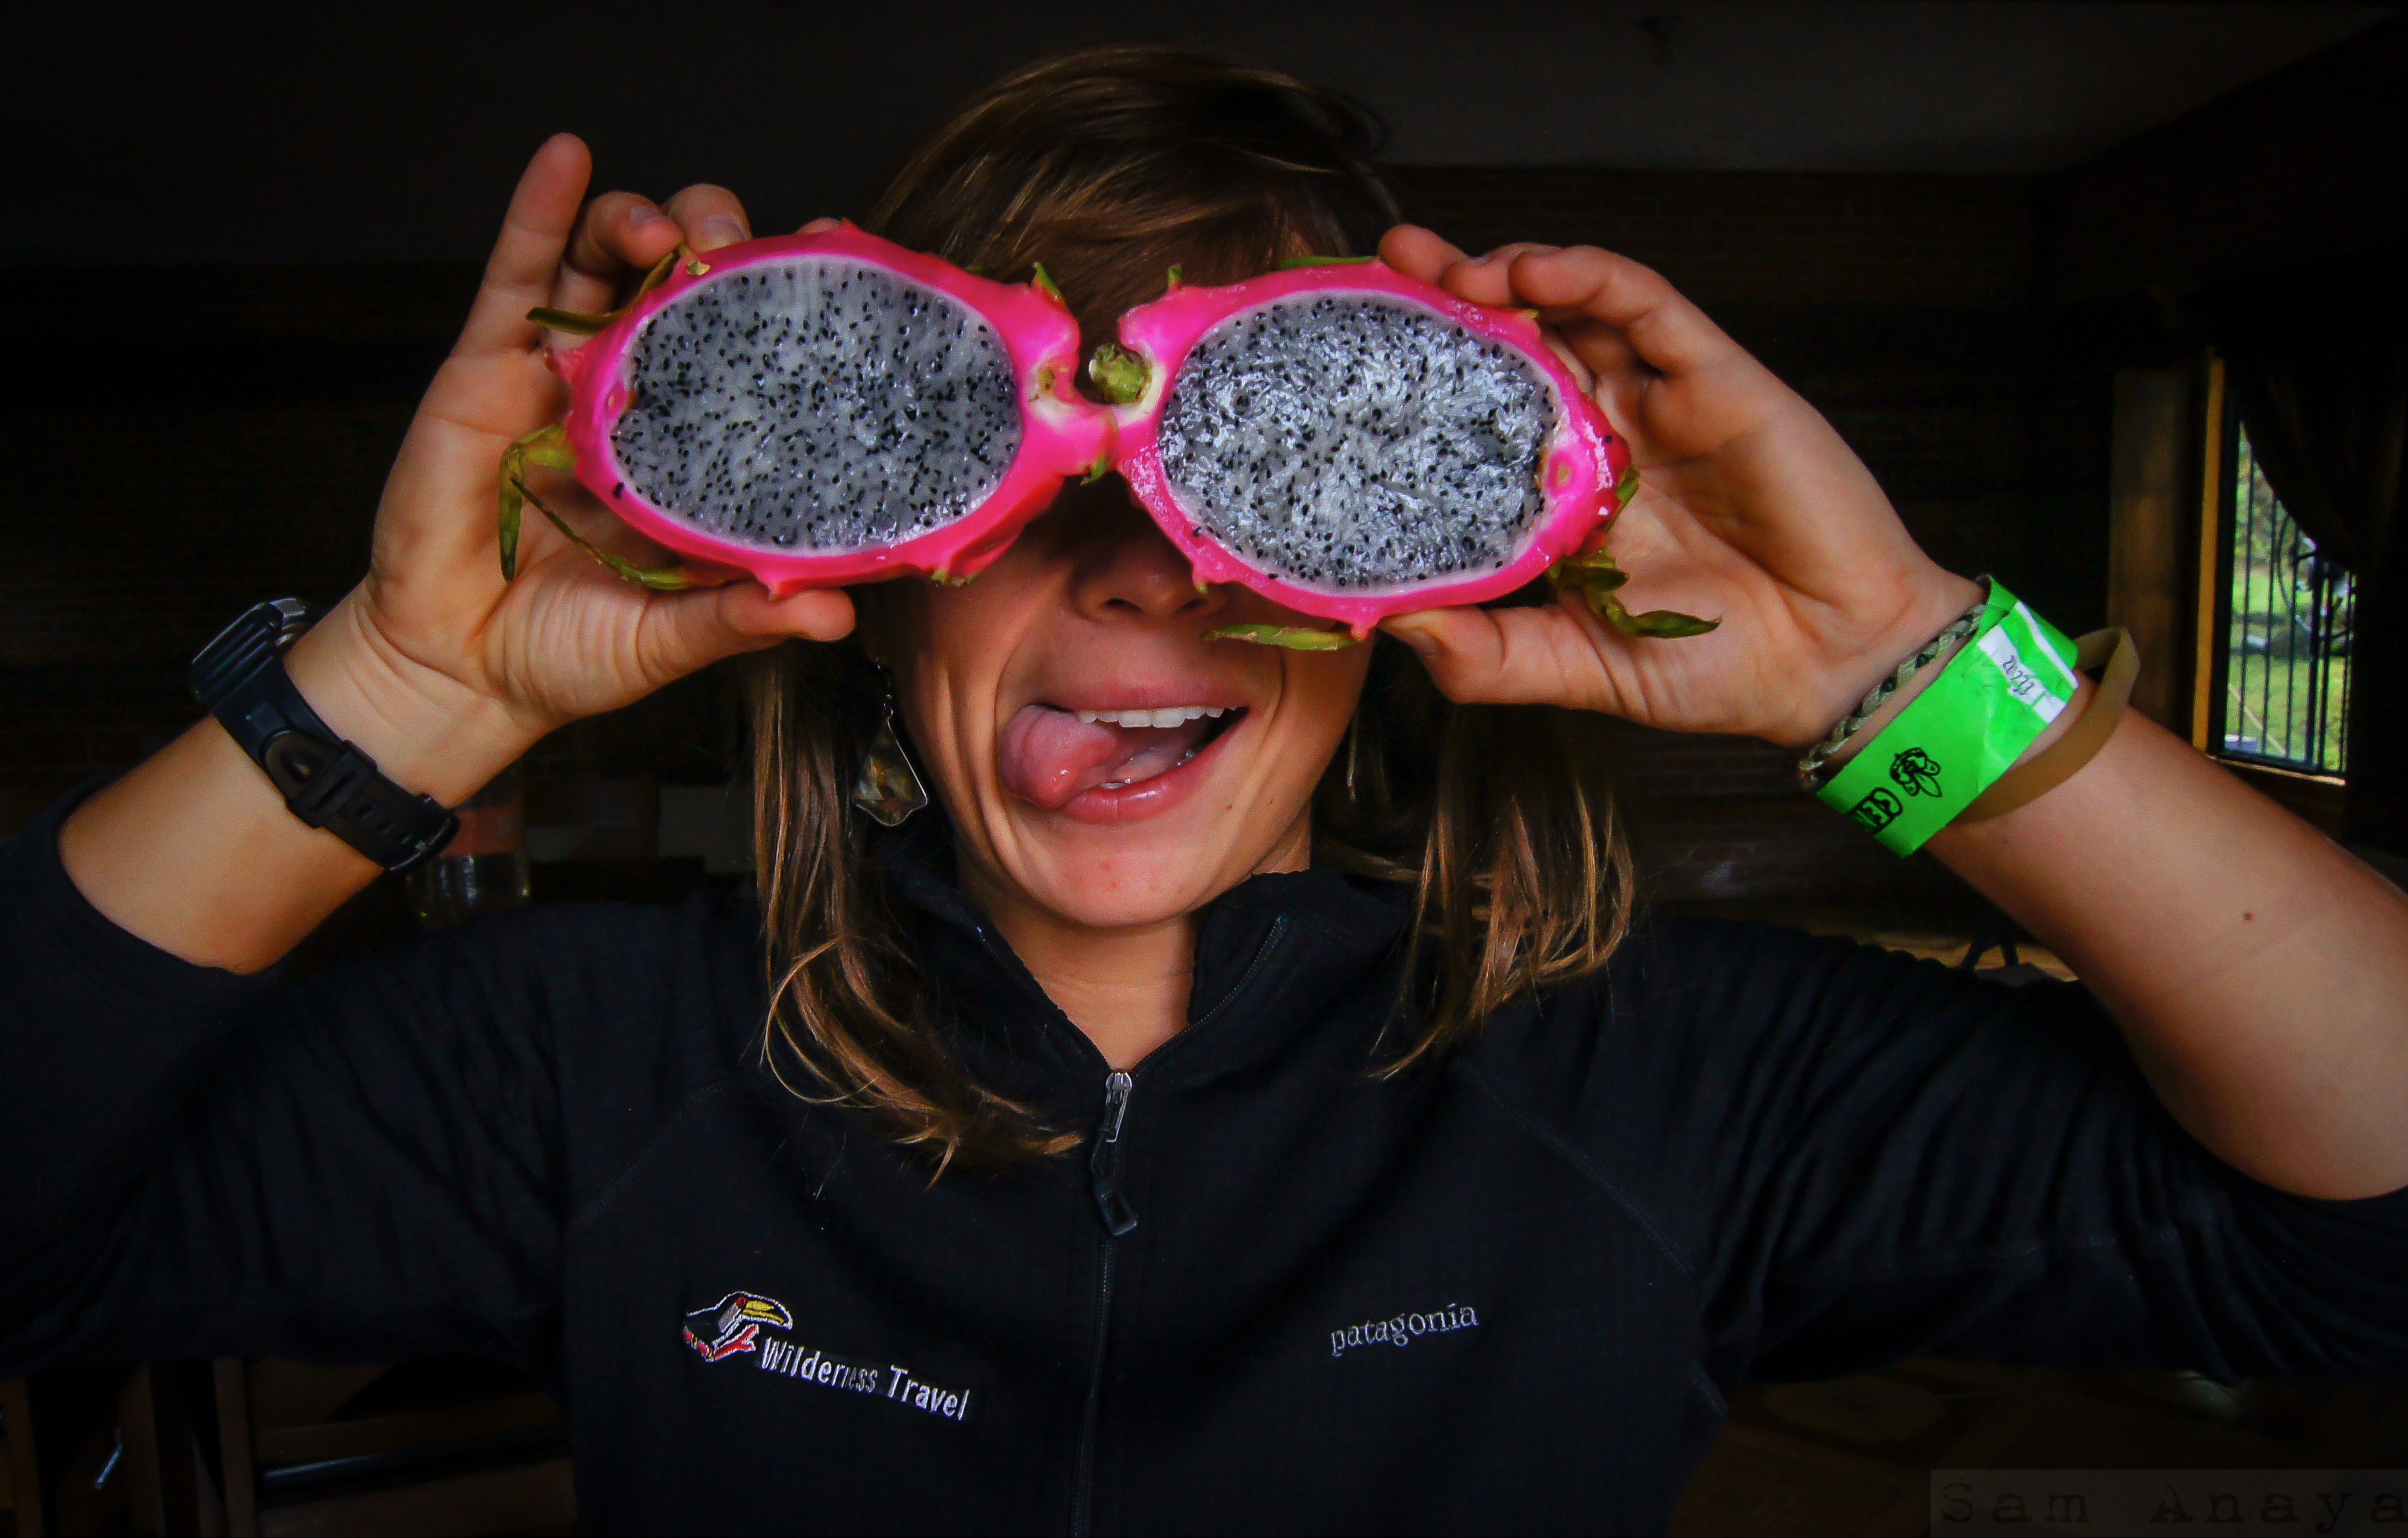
[747,46,1635,1171]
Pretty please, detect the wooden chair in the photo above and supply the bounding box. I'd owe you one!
[78,1357,570,1537]
[208,1358,573,1538]
[2,1377,35,1537]
[3,1367,145,1537]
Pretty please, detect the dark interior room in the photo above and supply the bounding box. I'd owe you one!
[6,3,2405,1534]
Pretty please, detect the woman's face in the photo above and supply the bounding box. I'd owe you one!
[880,479,1372,931]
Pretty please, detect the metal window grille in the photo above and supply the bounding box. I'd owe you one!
[2217,427,2353,774]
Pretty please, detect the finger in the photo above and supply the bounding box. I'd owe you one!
[1377,224,1468,280]
[1552,316,1643,384]
[552,191,681,315]
[1381,604,1633,712]
[1507,246,1741,378]
[455,133,593,359]
[1382,231,1597,393]
[797,216,844,235]
[639,583,857,680]
[661,183,753,251]
[1538,328,1597,395]
[1431,242,1562,308]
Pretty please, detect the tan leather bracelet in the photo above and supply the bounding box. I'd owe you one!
[1957,627,2137,822]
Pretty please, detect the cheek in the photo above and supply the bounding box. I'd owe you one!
[1254,652,1374,795]
[1297,645,1378,727]
[894,571,1054,774]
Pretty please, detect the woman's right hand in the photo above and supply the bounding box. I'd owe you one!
[59,136,854,970]
[286,134,856,806]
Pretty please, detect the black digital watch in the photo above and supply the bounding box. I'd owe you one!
[188,600,460,874]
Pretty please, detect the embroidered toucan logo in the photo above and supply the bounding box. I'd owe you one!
[683,1291,794,1363]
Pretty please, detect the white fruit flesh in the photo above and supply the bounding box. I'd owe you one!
[609,258,1024,553]
[1154,292,1555,596]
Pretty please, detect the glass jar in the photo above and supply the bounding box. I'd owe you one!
[407,765,531,926]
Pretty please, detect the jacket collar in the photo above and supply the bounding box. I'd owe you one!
[869,813,1411,1102]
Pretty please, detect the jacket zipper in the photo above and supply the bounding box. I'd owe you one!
[1070,1067,1137,1536]
[1061,915,1289,1536]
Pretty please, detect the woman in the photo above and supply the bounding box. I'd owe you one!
[6,47,2406,1536]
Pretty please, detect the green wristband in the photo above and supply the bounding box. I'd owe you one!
[1816,581,2080,854]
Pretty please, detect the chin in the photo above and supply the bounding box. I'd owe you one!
[1006,817,1287,930]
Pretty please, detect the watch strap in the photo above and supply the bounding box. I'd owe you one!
[191,596,315,712]
[200,613,459,874]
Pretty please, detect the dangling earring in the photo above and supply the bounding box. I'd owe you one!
[1343,713,1363,801]
[849,679,929,826]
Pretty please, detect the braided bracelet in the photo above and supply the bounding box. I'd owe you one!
[1795,585,1990,790]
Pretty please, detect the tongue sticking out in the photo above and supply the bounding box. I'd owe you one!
[1000,705,1222,809]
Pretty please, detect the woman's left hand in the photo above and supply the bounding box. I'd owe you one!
[1376,226,1980,749]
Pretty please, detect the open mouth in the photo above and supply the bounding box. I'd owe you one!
[1000,702,1247,811]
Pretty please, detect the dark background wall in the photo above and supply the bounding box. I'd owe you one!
[7,2,2404,917]
[6,3,2378,267]
[11,17,2405,1524]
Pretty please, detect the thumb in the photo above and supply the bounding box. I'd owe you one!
[1384,600,1639,713]
[642,582,858,678]
[1382,608,1517,702]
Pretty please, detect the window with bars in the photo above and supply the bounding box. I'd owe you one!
[2214,425,2354,776]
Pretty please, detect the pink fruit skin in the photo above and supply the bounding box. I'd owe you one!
[553,227,1113,597]
[1111,262,1631,637]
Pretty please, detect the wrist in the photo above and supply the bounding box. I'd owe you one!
[1813,579,2090,854]
[1829,580,2092,780]
[283,595,541,809]
[1783,567,1984,753]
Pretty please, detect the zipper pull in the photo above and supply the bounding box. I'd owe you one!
[1088,1070,1138,1236]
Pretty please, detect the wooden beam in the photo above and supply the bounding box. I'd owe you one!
[2,1378,43,1538]
[2108,369,2193,728]
[2191,355,2228,752]
[2048,17,2408,302]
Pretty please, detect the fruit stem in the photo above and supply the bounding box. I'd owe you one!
[1546,548,1717,639]
[499,423,689,591]
[1087,343,1153,406]
[1204,623,1358,650]
[526,245,687,335]
[513,476,693,591]
[498,424,573,580]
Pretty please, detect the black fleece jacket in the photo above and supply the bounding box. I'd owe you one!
[3,792,2405,1536]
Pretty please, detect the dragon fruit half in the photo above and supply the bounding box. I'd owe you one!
[500,226,1111,593]
[1089,259,1705,642]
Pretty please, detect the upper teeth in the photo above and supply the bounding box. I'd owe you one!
[1076,706,1227,726]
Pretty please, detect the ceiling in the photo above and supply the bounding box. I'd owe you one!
[7,1,2389,264]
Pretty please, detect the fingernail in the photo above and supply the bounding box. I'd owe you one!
[626,203,662,227]
[703,213,748,246]
[1387,621,1440,657]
